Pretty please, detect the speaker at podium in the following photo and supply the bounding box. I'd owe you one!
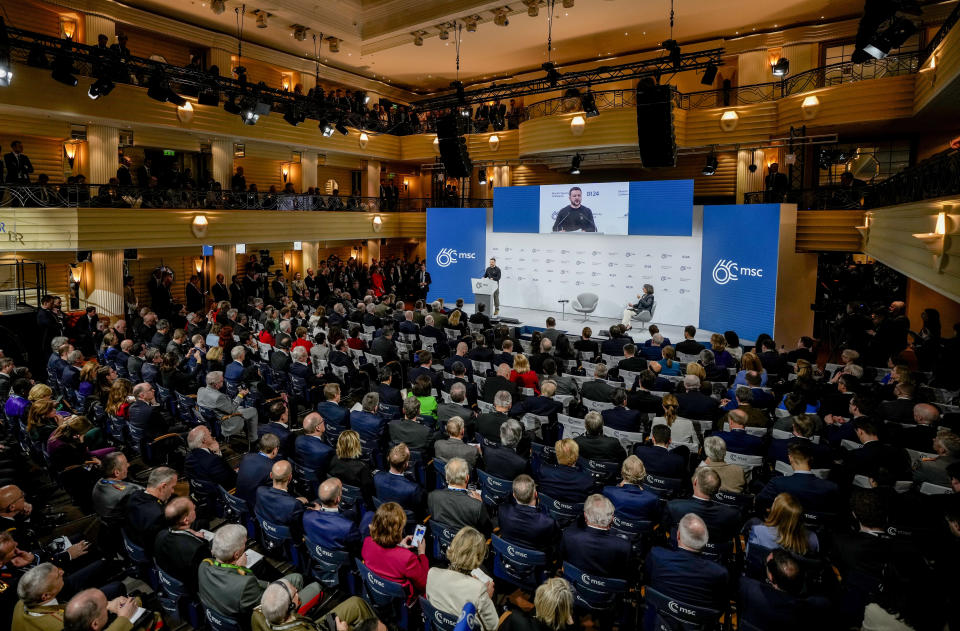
[472,277,498,314]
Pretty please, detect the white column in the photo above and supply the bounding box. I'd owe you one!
[301,152,318,191]
[86,124,118,186]
[209,48,233,76]
[84,15,115,46]
[213,245,237,285]
[302,241,320,274]
[299,72,316,95]
[366,239,381,266]
[363,160,381,198]
[211,139,233,190]
[87,250,124,317]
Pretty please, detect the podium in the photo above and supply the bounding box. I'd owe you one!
[472,277,498,314]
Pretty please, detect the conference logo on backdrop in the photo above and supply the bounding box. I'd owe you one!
[711,259,764,285]
[427,207,486,303]
[435,248,477,268]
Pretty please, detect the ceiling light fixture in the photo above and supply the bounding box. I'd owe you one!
[292,25,308,41]
[326,36,340,52]
[493,8,510,27]
[255,11,268,28]
[465,16,479,32]
[525,0,541,17]
[563,0,575,7]
[413,32,424,46]
[438,24,450,40]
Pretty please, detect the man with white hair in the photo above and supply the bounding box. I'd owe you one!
[399,310,419,336]
[434,416,480,466]
[675,374,721,421]
[645,513,729,614]
[477,390,513,443]
[197,370,258,442]
[580,363,617,403]
[198,524,320,621]
[252,579,379,631]
[482,418,529,481]
[427,457,491,535]
[184,425,237,491]
[559,494,632,579]
[575,411,627,462]
[303,478,362,555]
[437,381,474,427]
[892,402,940,452]
[420,316,448,358]
[663,467,740,543]
[698,436,745,493]
[510,379,563,423]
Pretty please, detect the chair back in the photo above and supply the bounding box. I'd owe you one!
[156,564,201,627]
[204,607,242,631]
[491,534,548,591]
[558,414,586,438]
[576,293,599,309]
[378,402,401,420]
[562,562,627,611]
[428,520,459,563]
[355,558,409,628]
[602,425,645,451]
[578,457,621,486]
[919,482,952,495]
[420,596,480,631]
[643,585,722,630]
[121,529,150,564]
[538,492,583,528]
[642,474,683,498]
[304,535,351,588]
[582,398,614,412]
[477,469,511,508]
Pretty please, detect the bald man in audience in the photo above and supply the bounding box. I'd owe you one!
[63,588,142,631]
[153,497,210,593]
[255,460,309,540]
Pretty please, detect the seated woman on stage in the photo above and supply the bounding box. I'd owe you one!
[621,284,655,330]
[510,353,540,394]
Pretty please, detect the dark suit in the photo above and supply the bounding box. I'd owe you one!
[388,418,434,453]
[574,434,627,462]
[370,336,400,363]
[616,356,648,374]
[482,443,528,480]
[476,411,509,443]
[663,497,741,542]
[258,422,295,457]
[580,379,617,403]
[627,390,663,415]
[427,488,492,534]
[538,464,594,504]
[768,436,831,468]
[303,508,362,554]
[601,336,631,356]
[560,525,633,579]
[846,439,912,481]
[633,445,687,479]
[255,486,305,538]
[154,528,211,593]
[492,352,514,369]
[498,502,560,553]
[481,375,517,403]
[738,576,831,631]
[377,383,403,407]
[646,546,729,611]
[674,340,704,356]
[350,410,387,445]
[876,398,916,424]
[185,448,237,490]
[270,349,292,373]
[675,391,720,420]
[3,151,33,183]
[574,339,600,358]
[407,365,442,390]
[711,429,765,456]
[123,490,166,553]
[236,452,275,510]
[294,434,334,478]
[602,484,661,522]
[509,396,562,423]
[602,406,644,432]
[890,423,938,453]
[317,401,349,434]
[443,355,475,381]
[127,400,167,441]
[756,471,840,513]
[374,471,425,515]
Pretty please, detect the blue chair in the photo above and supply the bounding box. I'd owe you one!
[538,492,584,529]
[291,460,321,500]
[120,529,157,588]
[433,458,448,489]
[155,565,202,628]
[420,596,481,631]
[378,402,401,420]
[154,384,175,417]
[428,520,458,563]
[744,542,775,580]
[642,473,683,499]
[189,477,223,518]
[577,457,621,488]
[340,483,366,521]
[477,470,511,510]
[355,559,411,630]
[255,511,303,570]
[713,489,753,516]
[372,496,416,531]
[204,606,242,631]
[304,535,355,592]
[220,486,257,539]
[563,562,627,616]
[529,442,556,475]
[610,514,653,558]
[643,585,722,631]
[106,414,127,445]
[173,392,201,426]
[491,534,548,592]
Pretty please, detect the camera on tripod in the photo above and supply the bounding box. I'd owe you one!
[259,249,275,269]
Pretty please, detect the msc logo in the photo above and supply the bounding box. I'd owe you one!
[436,248,477,268]
[712,259,763,285]
[625,252,634,257]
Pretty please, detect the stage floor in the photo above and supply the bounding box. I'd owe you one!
[462,304,755,347]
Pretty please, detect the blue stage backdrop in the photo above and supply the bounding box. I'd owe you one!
[426,207,487,303]
[698,204,781,340]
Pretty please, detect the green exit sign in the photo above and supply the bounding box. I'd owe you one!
[163,149,175,156]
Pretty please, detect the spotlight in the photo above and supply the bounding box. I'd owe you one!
[0,17,10,87]
[335,118,348,135]
[450,80,466,103]
[478,167,487,183]
[327,37,340,53]
[465,18,478,32]
[542,62,561,87]
[51,51,78,87]
[438,26,449,40]
[27,43,49,69]
[319,119,335,137]
[87,76,115,99]
[413,33,424,46]
[493,10,509,26]
[702,154,718,176]
[525,0,540,17]
[771,57,790,77]
[223,95,242,115]
[283,103,304,126]
[292,25,308,41]
[748,160,758,173]
[570,153,582,175]
[198,85,220,106]
[701,62,718,86]
[580,91,599,117]
[147,71,185,105]
[863,17,917,59]
[255,11,268,28]
[211,0,226,15]
[663,39,682,70]
[240,99,259,125]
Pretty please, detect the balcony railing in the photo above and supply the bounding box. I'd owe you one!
[0,185,493,210]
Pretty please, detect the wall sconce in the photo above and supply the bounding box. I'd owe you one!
[60,16,77,40]
[233,143,245,158]
[191,214,209,238]
[372,215,383,232]
[432,137,440,155]
[402,178,409,191]
[193,257,204,274]
[359,132,369,150]
[177,101,194,124]
[570,115,586,136]
[912,208,953,272]
[801,95,820,120]
[283,252,292,272]
[719,110,739,132]
[63,141,79,168]
[855,214,871,248]
[69,263,82,283]
[488,134,500,151]
[281,163,290,182]
[281,76,291,91]
[236,243,246,254]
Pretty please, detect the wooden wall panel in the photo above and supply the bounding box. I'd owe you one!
[683,103,777,147]
[0,135,69,183]
[518,109,639,156]
[777,75,916,134]
[795,210,866,252]
[16,0,64,38]
[914,21,960,114]
[231,57,286,93]
[133,128,202,153]
[233,157,284,191]
[317,166,355,194]
[0,250,73,304]
[119,24,195,67]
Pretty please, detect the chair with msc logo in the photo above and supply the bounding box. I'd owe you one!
[304,534,358,594]
[255,506,304,571]
[563,562,628,626]
[355,559,412,630]
[204,606,243,631]
[642,585,723,631]
[571,293,599,322]
[538,492,584,529]
[491,534,549,592]
[120,529,157,588]
[420,596,482,631]
[155,564,202,628]
[477,469,511,512]
[428,520,459,564]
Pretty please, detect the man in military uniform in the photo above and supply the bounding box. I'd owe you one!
[91,454,142,555]
[122,467,178,555]
[64,587,160,631]
[551,186,597,232]
[199,524,321,622]
[11,562,128,631]
[251,579,381,631]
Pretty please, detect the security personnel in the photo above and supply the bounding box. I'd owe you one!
[254,461,308,541]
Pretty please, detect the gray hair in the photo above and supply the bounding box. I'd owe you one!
[403,396,421,419]
[156,319,170,331]
[425,315,435,326]
[450,382,467,403]
[735,386,753,403]
[230,346,245,360]
[584,411,603,436]
[678,513,709,551]
[699,349,715,366]
[279,320,292,333]
[361,392,379,412]
[652,333,664,345]
[512,474,536,504]
[51,336,69,352]
[703,436,726,462]
[67,349,83,364]
[147,466,177,489]
[206,370,224,388]
[583,494,615,528]
[445,457,469,486]
[500,418,523,448]
[844,364,864,378]
[291,346,308,362]
[227,309,238,319]
[261,580,295,624]
[446,415,465,437]
[211,523,247,562]
[404,310,414,320]
[594,363,608,379]
[683,374,701,391]
[494,390,512,409]
[17,563,58,603]
[187,425,210,449]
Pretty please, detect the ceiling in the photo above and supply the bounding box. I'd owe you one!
[116,0,868,91]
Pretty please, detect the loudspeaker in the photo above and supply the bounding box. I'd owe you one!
[635,82,677,168]
[123,248,138,260]
[436,113,473,178]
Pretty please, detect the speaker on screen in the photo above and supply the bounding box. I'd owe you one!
[436,113,473,178]
[635,80,677,168]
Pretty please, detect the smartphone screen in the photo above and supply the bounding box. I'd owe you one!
[411,524,426,547]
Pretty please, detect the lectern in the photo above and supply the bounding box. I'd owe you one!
[472,277,498,314]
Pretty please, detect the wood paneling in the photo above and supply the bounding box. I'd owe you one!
[518,109,639,156]
[914,19,960,115]
[15,0,64,38]
[0,250,73,302]
[119,23,196,67]
[796,210,866,252]
[777,75,916,134]
[0,135,69,183]
[231,56,285,93]
[317,166,355,194]
[683,103,778,146]
[0,209,79,251]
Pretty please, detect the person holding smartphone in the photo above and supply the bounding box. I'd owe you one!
[360,502,429,604]
[426,526,500,630]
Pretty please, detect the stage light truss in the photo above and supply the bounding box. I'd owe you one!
[412,47,725,110]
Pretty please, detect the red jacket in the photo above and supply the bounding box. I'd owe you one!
[510,370,540,394]
[361,538,429,602]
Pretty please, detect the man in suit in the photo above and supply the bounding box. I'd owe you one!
[538,438,595,504]
[397,310,420,337]
[229,275,246,307]
[757,338,785,378]
[437,382,475,430]
[845,416,912,481]
[198,370,258,443]
[482,363,518,404]
[123,467,178,554]
[600,325,631,357]
[756,442,840,513]
[434,416,480,468]
[91,453,142,535]
[258,400,296,458]
[614,343,648,377]
[913,430,960,486]
[602,388,645,433]
[482,419,529,480]
[497,474,560,554]
[739,549,832,630]
[559,494,632,579]
[295,412,334,481]
[390,397,434,453]
[255,460,308,540]
[720,386,769,428]
[302,478,362,555]
[645,513,729,615]
[712,409,765,456]
[477,390,512,443]
[541,317,562,345]
[663,467,740,543]
[270,336,293,373]
[675,375,720,421]
[493,339,515,369]
[317,383,349,445]
[768,413,831,467]
[444,343,475,382]
[370,326,400,364]
[185,425,237,491]
[4,140,33,184]
[427,458,492,534]
[890,403,939,452]
[510,379,563,424]
[154,497,211,593]
[529,338,555,375]
[541,358,577,397]
[127,382,171,444]
[350,392,387,450]
[877,382,917,424]
[580,363,617,403]
[236,434,279,510]
[468,333,495,364]
[634,425,688,480]
[575,411,627,462]
[627,370,665,415]
[211,273,229,304]
[374,443,426,517]
[442,363,478,407]
[603,455,661,523]
[420,316,448,359]
[407,350,443,391]
[417,263,431,300]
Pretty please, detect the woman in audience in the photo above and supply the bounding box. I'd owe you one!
[530,331,543,356]
[698,436,745,493]
[160,351,196,394]
[361,501,429,603]
[686,362,706,381]
[4,378,31,423]
[510,353,540,394]
[710,333,735,369]
[735,352,768,386]
[328,430,376,505]
[448,309,469,340]
[747,492,818,557]
[105,379,134,419]
[47,415,113,470]
[26,399,59,446]
[308,305,326,330]
[658,346,682,376]
[652,393,700,449]
[100,332,119,363]
[426,526,498,630]
[310,331,330,365]
[346,325,368,351]
[205,345,225,374]
[88,365,118,408]
[724,331,743,362]
[698,349,728,382]
[554,334,576,361]
[77,361,100,398]
[370,266,385,297]
[258,320,277,346]
[291,271,308,303]
[574,326,600,359]
[409,374,438,419]
[498,577,574,631]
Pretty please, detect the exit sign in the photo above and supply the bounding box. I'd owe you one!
[163,149,175,156]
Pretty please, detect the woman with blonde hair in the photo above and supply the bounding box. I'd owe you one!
[105,379,134,418]
[361,501,429,602]
[747,492,818,557]
[77,361,100,397]
[448,308,467,338]
[327,430,375,505]
[510,353,540,393]
[26,399,59,445]
[28,383,53,403]
[651,393,700,448]
[498,577,574,631]
[685,362,706,381]
[794,358,813,380]
[205,345,225,373]
[735,352,768,386]
[426,526,498,629]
